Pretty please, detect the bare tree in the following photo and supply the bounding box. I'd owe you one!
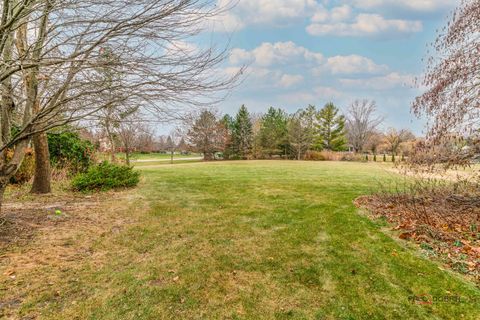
[117,116,153,166]
[165,129,183,164]
[0,0,241,211]
[384,128,415,156]
[185,109,226,161]
[365,131,384,156]
[412,0,479,166]
[345,100,384,153]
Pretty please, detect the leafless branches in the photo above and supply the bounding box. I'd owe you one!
[0,0,241,209]
[345,99,383,153]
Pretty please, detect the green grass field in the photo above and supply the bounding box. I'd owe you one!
[8,161,480,319]
[116,152,202,160]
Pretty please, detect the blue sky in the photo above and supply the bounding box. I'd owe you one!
[204,0,457,135]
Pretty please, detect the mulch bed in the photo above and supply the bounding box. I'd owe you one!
[355,192,480,284]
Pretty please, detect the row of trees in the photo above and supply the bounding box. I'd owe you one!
[184,100,417,161]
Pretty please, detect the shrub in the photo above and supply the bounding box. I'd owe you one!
[48,131,95,174]
[9,148,35,184]
[319,151,345,161]
[340,153,365,162]
[71,161,140,192]
[304,151,326,161]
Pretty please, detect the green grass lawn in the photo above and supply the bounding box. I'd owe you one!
[132,159,203,167]
[12,161,480,319]
[115,152,202,161]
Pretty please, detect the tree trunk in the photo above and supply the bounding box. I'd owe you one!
[0,183,7,215]
[108,133,116,163]
[31,132,52,194]
[125,147,130,166]
[170,150,174,164]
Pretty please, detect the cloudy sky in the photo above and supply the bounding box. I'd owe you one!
[205,0,457,134]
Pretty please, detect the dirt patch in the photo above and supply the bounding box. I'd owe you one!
[0,195,101,250]
[0,189,142,318]
[355,193,480,284]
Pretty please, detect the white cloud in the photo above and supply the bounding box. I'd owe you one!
[278,74,304,88]
[222,66,302,89]
[213,0,321,32]
[232,42,388,77]
[307,13,422,37]
[325,55,388,75]
[230,41,323,67]
[339,72,415,90]
[312,5,353,23]
[280,86,345,104]
[349,0,455,12]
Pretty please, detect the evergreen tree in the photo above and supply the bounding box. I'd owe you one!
[315,103,347,151]
[232,105,253,159]
[259,107,288,158]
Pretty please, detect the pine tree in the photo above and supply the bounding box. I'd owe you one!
[315,103,347,151]
[232,105,253,159]
[259,107,288,158]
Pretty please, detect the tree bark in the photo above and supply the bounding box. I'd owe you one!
[0,183,6,215]
[125,147,130,166]
[31,132,52,194]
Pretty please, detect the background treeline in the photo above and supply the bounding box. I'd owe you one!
[182,100,421,162]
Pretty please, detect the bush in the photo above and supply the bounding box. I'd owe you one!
[71,161,140,192]
[340,153,365,162]
[48,131,95,174]
[304,151,326,161]
[9,148,35,184]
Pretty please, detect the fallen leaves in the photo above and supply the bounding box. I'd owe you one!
[356,192,480,283]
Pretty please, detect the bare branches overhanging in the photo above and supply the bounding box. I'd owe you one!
[0,0,241,209]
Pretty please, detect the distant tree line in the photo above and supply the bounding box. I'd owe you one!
[182,101,420,161]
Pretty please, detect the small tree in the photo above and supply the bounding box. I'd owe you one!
[166,136,176,164]
[384,128,415,157]
[220,115,235,160]
[365,131,384,159]
[186,110,226,161]
[117,118,151,166]
[258,107,288,158]
[232,105,253,159]
[315,103,347,151]
[288,105,316,160]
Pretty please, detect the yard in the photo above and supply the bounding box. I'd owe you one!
[1,161,479,319]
